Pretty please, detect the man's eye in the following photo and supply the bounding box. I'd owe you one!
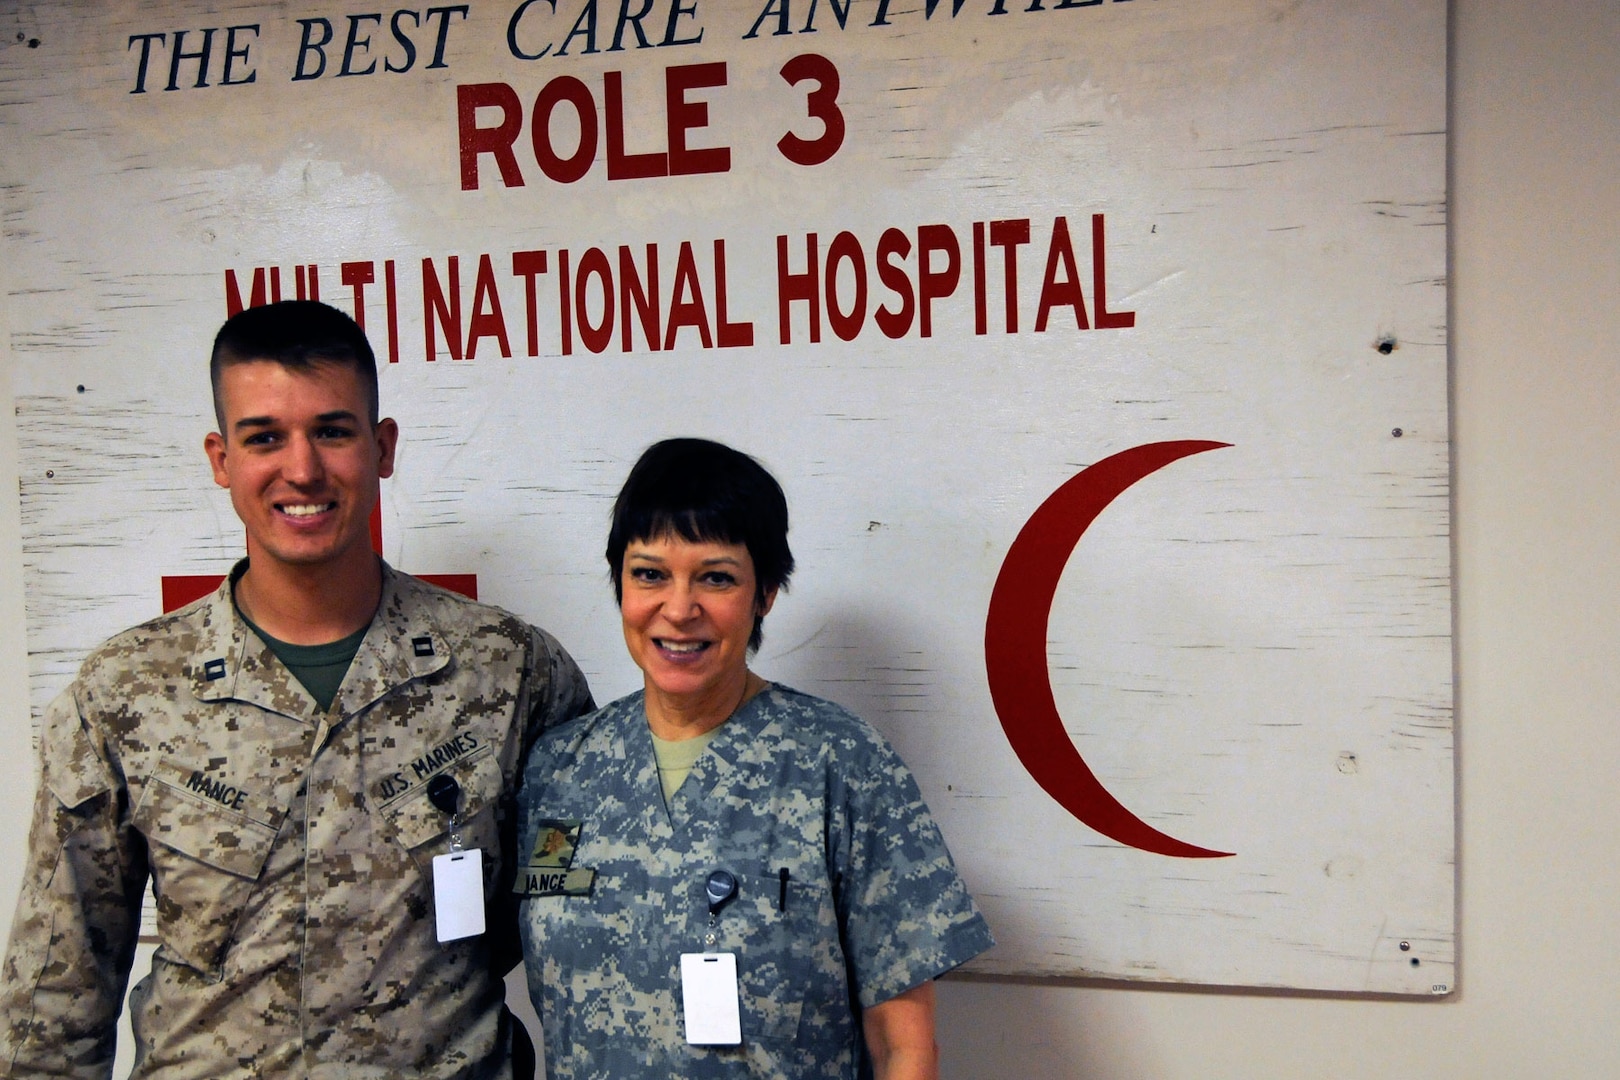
[316,426,356,440]
[243,432,278,446]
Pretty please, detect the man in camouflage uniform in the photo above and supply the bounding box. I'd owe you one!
[516,684,993,1079]
[0,300,592,1078]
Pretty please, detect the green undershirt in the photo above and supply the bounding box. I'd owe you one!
[241,614,369,714]
[650,725,723,805]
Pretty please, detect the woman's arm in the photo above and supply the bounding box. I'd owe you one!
[862,981,939,1080]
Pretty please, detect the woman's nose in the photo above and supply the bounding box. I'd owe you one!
[660,581,699,620]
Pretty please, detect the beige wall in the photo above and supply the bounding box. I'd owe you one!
[1,0,1615,1076]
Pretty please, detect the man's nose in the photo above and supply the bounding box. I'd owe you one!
[283,434,325,484]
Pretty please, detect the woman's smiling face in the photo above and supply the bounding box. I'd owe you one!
[619,533,775,714]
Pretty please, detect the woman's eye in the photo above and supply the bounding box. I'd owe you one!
[629,566,663,582]
[702,572,737,587]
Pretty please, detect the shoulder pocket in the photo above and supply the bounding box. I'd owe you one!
[377,745,503,867]
[132,763,283,978]
[39,688,115,810]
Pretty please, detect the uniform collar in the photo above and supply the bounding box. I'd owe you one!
[190,559,452,721]
[655,686,779,824]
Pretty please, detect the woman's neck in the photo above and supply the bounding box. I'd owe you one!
[645,669,767,741]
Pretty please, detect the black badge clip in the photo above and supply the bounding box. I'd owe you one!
[427,774,465,851]
[703,869,737,948]
[705,870,738,917]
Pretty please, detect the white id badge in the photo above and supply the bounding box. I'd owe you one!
[679,952,742,1045]
[432,848,486,943]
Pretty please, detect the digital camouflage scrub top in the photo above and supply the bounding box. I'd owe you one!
[0,562,593,1080]
[516,685,994,1079]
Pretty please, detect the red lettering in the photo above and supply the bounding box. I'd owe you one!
[1036,216,1089,331]
[557,248,573,355]
[223,264,317,315]
[713,239,753,347]
[873,228,914,340]
[342,260,375,330]
[664,242,713,349]
[776,233,820,345]
[575,247,615,354]
[423,255,463,360]
[619,245,661,352]
[1091,213,1135,329]
[916,225,960,338]
[467,253,512,359]
[825,231,866,343]
[512,250,549,357]
[605,70,667,181]
[973,222,987,335]
[225,267,268,316]
[990,218,1031,334]
[458,82,524,190]
[382,259,400,363]
[299,264,320,300]
[666,62,729,176]
[457,64,734,188]
[777,54,844,167]
[533,76,596,184]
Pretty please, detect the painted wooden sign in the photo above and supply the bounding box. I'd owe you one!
[1,0,1452,993]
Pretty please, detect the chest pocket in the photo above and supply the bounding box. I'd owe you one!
[727,868,841,1044]
[376,745,504,869]
[131,763,285,980]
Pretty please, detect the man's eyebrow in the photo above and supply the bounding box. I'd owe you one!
[232,409,360,433]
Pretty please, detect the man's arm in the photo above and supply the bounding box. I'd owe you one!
[488,627,593,978]
[529,627,595,737]
[862,981,940,1080]
[0,689,146,1079]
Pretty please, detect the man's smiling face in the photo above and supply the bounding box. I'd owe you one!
[204,359,397,577]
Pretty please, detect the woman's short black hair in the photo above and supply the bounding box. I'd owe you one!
[606,438,795,650]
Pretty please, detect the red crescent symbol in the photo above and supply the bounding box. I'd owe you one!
[985,440,1235,858]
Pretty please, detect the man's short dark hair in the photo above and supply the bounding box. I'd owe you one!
[210,300,379,429]
[606,438,795,651]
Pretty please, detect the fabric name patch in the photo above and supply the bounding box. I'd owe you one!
[517,867,597,897]
[515,818,595,896]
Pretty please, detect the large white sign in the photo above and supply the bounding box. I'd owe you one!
[2,0,1452,993]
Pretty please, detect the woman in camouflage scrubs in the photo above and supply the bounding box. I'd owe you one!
[516,438,992,1080]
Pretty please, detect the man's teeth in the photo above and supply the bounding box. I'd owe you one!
[281,503,335,517]
[660,640,707,654]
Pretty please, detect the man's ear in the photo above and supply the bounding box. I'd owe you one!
[204,431,230,489]
[375,417,399,480]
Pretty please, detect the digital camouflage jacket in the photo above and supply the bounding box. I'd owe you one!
[0,562,592,1079]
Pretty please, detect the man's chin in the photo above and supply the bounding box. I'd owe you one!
[248,538,373,572]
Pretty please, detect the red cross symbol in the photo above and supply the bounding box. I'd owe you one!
[161,504,477,612]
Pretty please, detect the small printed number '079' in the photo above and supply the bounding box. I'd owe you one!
[778,54,844,166]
